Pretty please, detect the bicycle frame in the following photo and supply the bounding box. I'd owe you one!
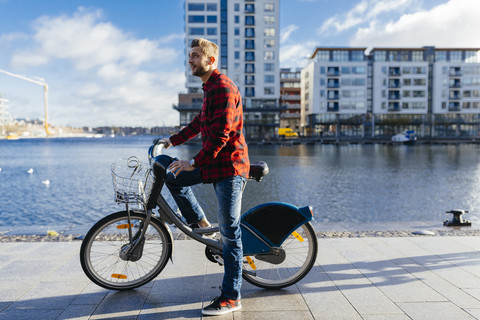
[146,143,314,260]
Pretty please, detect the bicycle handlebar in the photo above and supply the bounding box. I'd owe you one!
[148,141,166,165]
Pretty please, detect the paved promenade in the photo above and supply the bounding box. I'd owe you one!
[0,226,480,319]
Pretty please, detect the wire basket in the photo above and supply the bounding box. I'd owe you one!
[111,156,153,205]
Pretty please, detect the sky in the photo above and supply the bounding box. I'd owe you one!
[0,0,479,128]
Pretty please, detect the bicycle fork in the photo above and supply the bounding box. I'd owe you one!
[119,202,153,262]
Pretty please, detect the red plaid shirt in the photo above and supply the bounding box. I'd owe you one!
[170,69,250,183]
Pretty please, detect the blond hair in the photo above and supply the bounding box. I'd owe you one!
[191,38,218,64]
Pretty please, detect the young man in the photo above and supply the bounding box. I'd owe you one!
[156,38,249,316]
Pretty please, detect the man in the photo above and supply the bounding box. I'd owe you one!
[156,38,249,316]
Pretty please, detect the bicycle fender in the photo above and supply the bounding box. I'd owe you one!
[151,215,175,262]
[241,202,313,252]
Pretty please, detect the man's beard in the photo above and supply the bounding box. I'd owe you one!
[192,62,209,77]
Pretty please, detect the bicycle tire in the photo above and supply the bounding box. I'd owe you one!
[242,222,317,289]
[80,211,172,290]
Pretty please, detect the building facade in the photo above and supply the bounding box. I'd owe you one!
[302,46,480,139]
[302,48,369,138]
[176,0,281,139]
[279,68,301,135]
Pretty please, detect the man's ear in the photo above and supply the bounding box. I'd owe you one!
[209,56,216,65]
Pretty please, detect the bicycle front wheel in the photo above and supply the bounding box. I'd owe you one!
[242,222,318,289]
[80,211,172,290]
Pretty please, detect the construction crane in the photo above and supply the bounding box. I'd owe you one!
[0,69,52,135]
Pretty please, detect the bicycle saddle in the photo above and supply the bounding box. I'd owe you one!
[249,161,269,182]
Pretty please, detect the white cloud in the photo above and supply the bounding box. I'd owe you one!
[350,0,480,47]
[319,0,415,34]
[5,7,185,127]
[280,41,318,68]
[281,24,299,43]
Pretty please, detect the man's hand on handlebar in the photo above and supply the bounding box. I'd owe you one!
[153,137,172,149]
[169,160,194,177]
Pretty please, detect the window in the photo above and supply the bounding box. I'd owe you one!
[413,90,425,97]
[235,16,240,23]
[234,28,240,36]
[264,28,275,36]
[245,64,255,73]
[264,16,275,24]
[414,79,426,86]
[412,51,423,62]
[245,16,255,25]
[374,51,387,62]
[351,51,364,62]
[264,75,275,83]
[245,75,255,85]
[264,87,275,95]
[188,15,205,23]
[332,51,348,62]
[245,28,255,37]
[450,51,462,62]
[264,63,274,71]
[264,51,274,60]
[264,39,275,48]
[436,51,447,62]
[206,28,217,35]
[341,67,350,74]
[245,4,255,13]
[245,40,254,49]
[245,52,255,61]
[234,3,240,11]
[206,15,217,23]
[245,87,255,97]
[188,3,204,11]
[189,28,204,35]
[413,67,426,74]
[265,3,274,11]
[235,51,240,59]
[314,50,329,62]
[352,66,365,74]
[234,39,240,48]
[206,3,217,11]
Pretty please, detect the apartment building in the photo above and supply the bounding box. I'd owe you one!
[279,68,301,134]
[176,0,281,139]
[302,46,480,139]
[301,48,369,137]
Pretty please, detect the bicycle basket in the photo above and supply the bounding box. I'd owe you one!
[111,156,153,204]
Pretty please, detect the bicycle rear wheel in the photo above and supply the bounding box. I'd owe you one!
[80,211,172,290]
[242,222,317,289]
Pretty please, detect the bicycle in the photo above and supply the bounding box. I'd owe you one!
[80,142,318,290]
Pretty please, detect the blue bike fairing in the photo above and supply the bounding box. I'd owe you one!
[240,202,313,249]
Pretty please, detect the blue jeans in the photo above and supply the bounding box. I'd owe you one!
[165,170,246,300]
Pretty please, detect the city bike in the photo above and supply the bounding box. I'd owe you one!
[80,142,318,290]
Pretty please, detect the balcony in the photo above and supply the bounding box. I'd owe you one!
[327,102,339,112]
[389,67,401,76]
[449,79,461,88]
[448,102,461,112]
[388,102,400,112]
[449,91,461,100]
[280,94,301,100]
[449,67,462,76]
[327,67,340,77]
[327,90,339,100]
[327,79,340,88]
[388,91,400,100]
[388,79,400,88]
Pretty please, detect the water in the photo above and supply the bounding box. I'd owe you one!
[1,136,480,228]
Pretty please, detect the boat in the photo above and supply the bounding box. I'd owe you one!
[6,133,19,140]
[392,130,417,145]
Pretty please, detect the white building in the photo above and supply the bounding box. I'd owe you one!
[302,46,480,139]
[181,0,281,139]
[301,48,368,137]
